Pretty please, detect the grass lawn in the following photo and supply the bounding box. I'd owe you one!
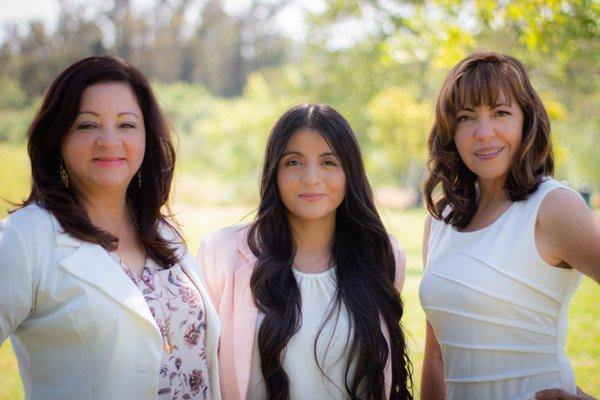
[0,142,598,398]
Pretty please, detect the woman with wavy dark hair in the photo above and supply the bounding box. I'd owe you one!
[197,103,412,400]
[420,51,599,400]
[0,56,220,400]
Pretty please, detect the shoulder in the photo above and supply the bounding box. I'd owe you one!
[197,223,252,269]
[538,185,588,228]
[2,204,57,240]
[203,223,250,247]
[424,213,433,235]
[528,177,575,202]
[389,234,406,263]
[388,234,406,292]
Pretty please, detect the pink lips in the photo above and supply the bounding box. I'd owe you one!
[473,146,505,160]
[298,193,326,201]
[93,157,125,167]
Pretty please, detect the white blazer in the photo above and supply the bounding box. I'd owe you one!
[0,204,221,400]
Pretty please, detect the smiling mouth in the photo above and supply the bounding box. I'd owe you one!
[93,157,126,167]
[298,193,326,201]
[473,147,505,159]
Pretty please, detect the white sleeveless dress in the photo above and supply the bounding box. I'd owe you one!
[419,178,583,400]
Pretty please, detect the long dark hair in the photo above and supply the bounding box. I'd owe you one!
[423,51,554,228]
[248,104,412,399]
[17,55,181,267]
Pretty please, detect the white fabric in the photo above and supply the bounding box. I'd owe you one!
[249,267,355,400]
[0,204,221,400]
[419,178,583,400]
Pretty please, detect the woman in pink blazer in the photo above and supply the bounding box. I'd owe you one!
[197,104,413,400]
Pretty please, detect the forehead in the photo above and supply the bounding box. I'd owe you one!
[453,64,516,110]
[284,128,334,153]
[79,82,140,111]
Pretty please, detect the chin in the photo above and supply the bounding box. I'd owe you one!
[472,167,510,181]
[289,208,337,222]
[92,176,134,190]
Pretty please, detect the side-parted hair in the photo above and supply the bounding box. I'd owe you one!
[248,104,413,400]
[18,55,181,268]
[423,51,554,228]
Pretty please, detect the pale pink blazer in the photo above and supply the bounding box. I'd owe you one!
[196,224,406,400]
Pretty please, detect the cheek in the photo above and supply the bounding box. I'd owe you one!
[327,172,346,202]
[453,133,471,163]
[61,134,88,167]
[277,170,296,203]
[510,124,524,148]
[129,134,146,162]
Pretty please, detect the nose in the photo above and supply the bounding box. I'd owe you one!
[301,163,320,185]
[96,127,120,148]
[474,117,495,140]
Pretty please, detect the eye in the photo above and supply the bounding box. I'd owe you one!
[120,122,137,129]
[456,115,471,123]
[77,122,98,130]
[286,159,302,166]
[323,159,338,166]
[496,110,510,117]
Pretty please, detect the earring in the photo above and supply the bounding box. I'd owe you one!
[59,163,69,188]
[137,170,142,189]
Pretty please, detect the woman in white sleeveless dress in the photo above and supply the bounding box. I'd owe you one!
[419,52,599,400]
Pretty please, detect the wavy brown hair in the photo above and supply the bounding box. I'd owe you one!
[248,104,413,400]
[16,55,181,267]
[423,51,554,228]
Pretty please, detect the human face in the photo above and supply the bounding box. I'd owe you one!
[61,82,145,198]
[454,92,524,182]
[277,128,346,225]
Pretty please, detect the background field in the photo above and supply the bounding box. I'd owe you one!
[1,143,598,399]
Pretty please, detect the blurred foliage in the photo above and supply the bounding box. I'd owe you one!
[0,0,598,202]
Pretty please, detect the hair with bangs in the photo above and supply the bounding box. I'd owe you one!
[423,51,554,228]
[15,55,182,268]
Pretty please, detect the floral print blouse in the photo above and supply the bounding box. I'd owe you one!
[111,253,211,400]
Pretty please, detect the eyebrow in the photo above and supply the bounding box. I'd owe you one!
[282,150,337,157]
[77,111,140,119]
[457,102,511,112]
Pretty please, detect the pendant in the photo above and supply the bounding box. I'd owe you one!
[164,339,174,354]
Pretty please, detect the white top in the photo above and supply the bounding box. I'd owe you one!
[249,267,355,400]
[419,178,583,400]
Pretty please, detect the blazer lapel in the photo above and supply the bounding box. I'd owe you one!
[233,229,259,400]
[58,239,159,331]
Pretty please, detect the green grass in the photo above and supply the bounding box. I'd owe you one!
[0,142,30,217]
[1,143,598,398]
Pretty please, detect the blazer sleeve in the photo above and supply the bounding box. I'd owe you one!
[0,220,35,343]
[196,234,225,310]
[389,235,407,293]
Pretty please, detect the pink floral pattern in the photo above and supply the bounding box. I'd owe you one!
[112,253,211,400]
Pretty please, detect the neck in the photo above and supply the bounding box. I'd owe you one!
[477,175,510,207]
[81,191,133,236]
[288,213,336,274]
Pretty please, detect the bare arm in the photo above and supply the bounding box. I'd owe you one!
[534,190,600,398]
[537,188,600,283]
[534,386,597,399]
[422,321,446,400]
[420,214,446,399]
